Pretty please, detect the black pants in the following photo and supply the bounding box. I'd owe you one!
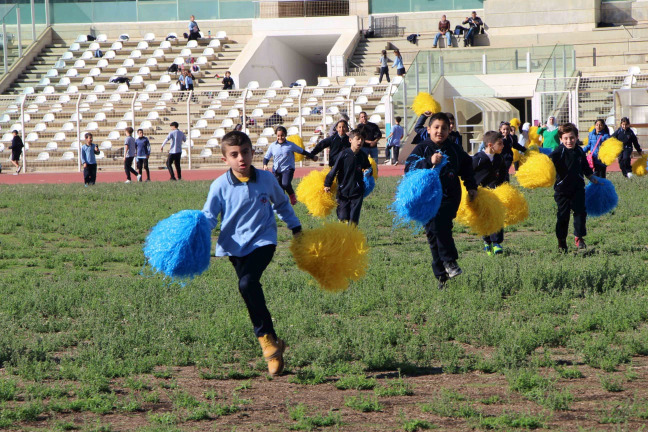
[385,145,400,162]
[137,158,150,180]
[124,157,138,180]
[483,229,504,244]
[187,31,200,41]
[592,157,607,178]
[378,66,390,83]
[555,190,586,240]
[166,152,182,180]
[618,148,633,177]
[337,194,364,225]
[397,67,406,76]
[424,196,461,281]
[83,163,97,185]
[274,169,295,195]
[228,245,277,338]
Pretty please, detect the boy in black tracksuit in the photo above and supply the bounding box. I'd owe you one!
[324,129,371,225]
[550,123,598,252]
[612,117,642,178]
[473,131,508,255]
[499,121,527,178]
[311,119,350,167]
[405,112,478,288]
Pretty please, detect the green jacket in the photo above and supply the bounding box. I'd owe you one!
[537,127,560,151]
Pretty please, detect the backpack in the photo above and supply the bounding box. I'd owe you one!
[119,34,129,41]
[87,34,96,41]
[94,49,103,58]
[167,63,179,73]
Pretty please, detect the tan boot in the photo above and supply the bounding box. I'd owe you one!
[258,334,286,376]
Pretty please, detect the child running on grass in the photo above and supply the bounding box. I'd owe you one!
[135,129,151,182]
[123,127,139,184]
[612,117,643,178]
[201,131,303,376]
[263,126,318,205]
[473,131,508,255]
[323,128,372,225]
[405,112,478,289]
[550,123,598,253]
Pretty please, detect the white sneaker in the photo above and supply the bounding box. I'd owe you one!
[627,173,634,178]
[137,174,142,182]
[384,160,392,165]
[125,180,131,184]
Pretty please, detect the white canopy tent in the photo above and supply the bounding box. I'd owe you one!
[453,96,520,153]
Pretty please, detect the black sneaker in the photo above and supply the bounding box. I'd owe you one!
[443,261,462,278]
[575,237,587,250]
[437,279,447,290]
[558,238,568,253]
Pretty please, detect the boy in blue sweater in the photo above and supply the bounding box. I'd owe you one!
[202,131,302,376]
[135,129,151,182]
[80,132,100,186]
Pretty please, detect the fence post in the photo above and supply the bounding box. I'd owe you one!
[427,51,432,92]
[17,8,22,58]
[526,51,531,73]
[298,85,304,137]
[2,22,8,73]
[187,90,192,170]
[322,99,328,165]
[402,81,407,131]
[31,0,36,41]
[552,54,556,78]
[572,49,576,71]
[45,0,50,27]
[439,55,444,76]
[20,96,26,173]
[562,47,566,77]
[130,92,136,131]
[482,54,487,74]
[414,57,419,94]
[593,47,596,67]
[76,94,81,172]
[515,49,518,70]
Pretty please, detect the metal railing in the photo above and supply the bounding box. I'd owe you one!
[0,0,50,77]
[253,0,349,18]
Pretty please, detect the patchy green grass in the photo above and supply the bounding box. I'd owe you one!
[1,174,648,429]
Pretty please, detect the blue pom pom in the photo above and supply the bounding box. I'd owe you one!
[390,160,445,227]
[363,173,375,197]
[144,210,212,279]
[585,177,618,217]
[538,147,553,156]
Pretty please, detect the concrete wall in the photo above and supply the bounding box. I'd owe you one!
[484,0,599,35]
[601,0,648,24]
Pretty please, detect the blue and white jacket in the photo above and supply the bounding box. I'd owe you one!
[202,166,301,257]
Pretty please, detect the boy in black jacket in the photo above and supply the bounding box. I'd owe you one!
[473,131,508,255]
[311,119,350,166]
[550,123,598,252]
[405,112,478,288]
[324,129,371,225]
[612,117,643,178]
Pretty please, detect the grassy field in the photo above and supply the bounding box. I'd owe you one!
[1,173,648,431]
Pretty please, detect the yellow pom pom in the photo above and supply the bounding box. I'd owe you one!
[411,92,441,116]
[296,169,338,218]
[492,183,529,227]
[515,151,556,189]
[510,118,521,129]
[598,137,623,166]
[581,136,588,147]
[528,126,540,144]
[512,148,520,163]
[456,182,506,236]
[632,154,648,176]
[290,222,369,292]
[368,156,378,180]
[589,125,596,133]
[288,135,305,162]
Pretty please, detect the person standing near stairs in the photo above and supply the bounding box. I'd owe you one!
[161,121,186,181]
[378,50,390,83]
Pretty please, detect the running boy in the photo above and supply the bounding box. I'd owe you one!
[263,126,317,205]
[612,117,642,178]
[9,130,23,174]
[311,119,350,166]
[385,116,403,165]
[405,112,478,288]
[135,129,151,182]
[80,132,100,186]
[161,121,186,181]
[201,131,302,376]
[473,131,508,255]
[323,128,372,225]
[123,127,139,183]
[550,123,598,252]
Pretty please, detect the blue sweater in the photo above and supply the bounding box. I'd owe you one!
[136,137,151,158]
[201,167,301,257]
[80,143,99,165]
[583,130,609,158]
[263,140,305,173]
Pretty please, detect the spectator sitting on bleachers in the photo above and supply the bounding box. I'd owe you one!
[433,15,452,48]
[454,11,484,47]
